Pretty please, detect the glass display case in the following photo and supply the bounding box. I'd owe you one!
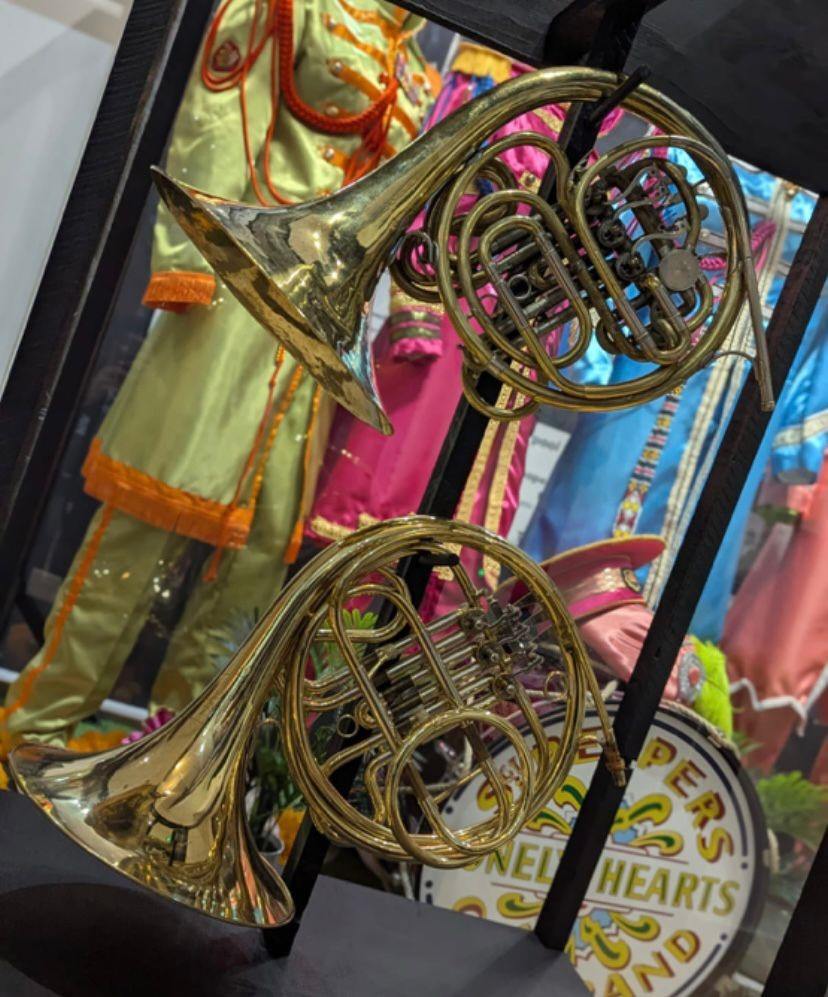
[0,2,825,994]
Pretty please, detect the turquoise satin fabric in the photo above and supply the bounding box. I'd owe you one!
[520,157,826,642]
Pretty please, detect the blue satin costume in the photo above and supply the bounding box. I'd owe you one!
[521,156,827,641]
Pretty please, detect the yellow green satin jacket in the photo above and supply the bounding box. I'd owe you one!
[82,0,435,551]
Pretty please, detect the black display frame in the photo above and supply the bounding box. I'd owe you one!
[0,1,826,993]
[0,0,215,627]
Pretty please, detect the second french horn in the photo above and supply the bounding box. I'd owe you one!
[152,66,773,434]
[11,517,621,927]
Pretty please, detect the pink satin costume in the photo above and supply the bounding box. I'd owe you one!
[303,43,622,577]
[723,457,828,773]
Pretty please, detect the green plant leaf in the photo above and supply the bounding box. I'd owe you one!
[756,771,828,849]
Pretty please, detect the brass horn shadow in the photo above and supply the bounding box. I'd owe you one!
[153,65,773,432]
[11,516,621,928]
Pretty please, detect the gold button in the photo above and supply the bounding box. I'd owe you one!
[322,146,335,161]
[329,58,343,76]
[622,568,642,593]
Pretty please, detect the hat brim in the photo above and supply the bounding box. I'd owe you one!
[501,534,665,603]
[539,534,666,577]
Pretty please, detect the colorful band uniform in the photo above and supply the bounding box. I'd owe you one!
[521,159,825,650]
[723,346,828,773]
[0,0,435,756]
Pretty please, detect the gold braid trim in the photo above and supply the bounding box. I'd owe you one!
[482,417,521,587]
[309,511,380,544]
[309,515,355,542]
[453,383,516,584]
[451,42,517,83]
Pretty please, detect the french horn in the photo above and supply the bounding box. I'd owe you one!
[152,66,773,434]
[10,517,622,927]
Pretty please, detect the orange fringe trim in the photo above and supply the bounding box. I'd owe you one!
[142,270,216,311]
[425,63,442,99]
[277,805,306,861]
[284,518,305,565]
[236,350,291,515]
[66,728,129,753]
[336,0,407,31]
[83,438,253,549]
[0,505,115,757]
[325,142,396,175]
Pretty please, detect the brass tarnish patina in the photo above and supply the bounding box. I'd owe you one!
[153,66,773,432]
[11,517,621,927]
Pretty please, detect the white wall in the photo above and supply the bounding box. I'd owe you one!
[0,0,132,398]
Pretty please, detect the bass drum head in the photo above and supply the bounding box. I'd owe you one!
[419,701,768,996]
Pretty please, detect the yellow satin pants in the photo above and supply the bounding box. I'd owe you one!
[0,381,320,757]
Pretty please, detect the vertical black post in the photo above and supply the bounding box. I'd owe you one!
[266,0,663,959]
[0,0,215,629]
[775,720,827,777]
[265,350,506,962]
[534,195,828,948]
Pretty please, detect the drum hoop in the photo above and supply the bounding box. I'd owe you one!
[419,698,769,995]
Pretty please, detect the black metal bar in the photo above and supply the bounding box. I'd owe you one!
[394,0,667,70]
[775,719,827,778]
[540,0,654,202]
[265,377,505,958]
[763,826,828,996]
[0,0,214,630]
[534,194,828,949]
[267,0,654,958]
[395,0,827,193]
[545,0,656,66]
[586,64,651,123]
[539,62,649,201]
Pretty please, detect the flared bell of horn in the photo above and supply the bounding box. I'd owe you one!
[6,529,367,928]
[152,168,392,434]
[152,69,641,435]
[10,708,294,928]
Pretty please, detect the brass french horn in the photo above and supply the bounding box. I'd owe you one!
[11,517,621,927]
[152,66,773,434]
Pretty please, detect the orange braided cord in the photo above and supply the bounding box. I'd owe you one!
[200,0,413,204]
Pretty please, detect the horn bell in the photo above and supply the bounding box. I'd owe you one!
[151,168,391,435]
[9,717,294,928]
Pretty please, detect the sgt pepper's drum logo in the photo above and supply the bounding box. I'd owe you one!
[420,703,768,996]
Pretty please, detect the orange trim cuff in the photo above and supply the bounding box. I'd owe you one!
[142,270,216,311]
[83,438,252,549]
[425,63,442,99]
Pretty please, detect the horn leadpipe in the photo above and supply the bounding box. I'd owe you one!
[153,67,739,431]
